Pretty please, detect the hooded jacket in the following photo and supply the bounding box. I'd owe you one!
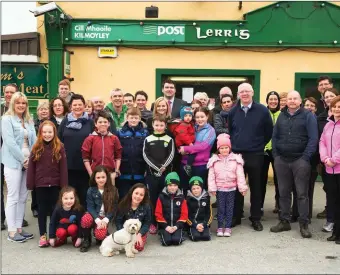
[319,116,340,174]
[207,153,248,193]
[186,189,212,228]
[104,103,128,129]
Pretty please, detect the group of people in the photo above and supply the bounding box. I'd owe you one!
[1,75,339,254]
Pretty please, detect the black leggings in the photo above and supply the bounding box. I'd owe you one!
[36,186,60,236]
[68,170,89,208]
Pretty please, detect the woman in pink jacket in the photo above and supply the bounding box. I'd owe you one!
[207,134,248,237]
[319,96,340,244]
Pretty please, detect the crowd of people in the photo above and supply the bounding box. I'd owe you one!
[1,75,339,254]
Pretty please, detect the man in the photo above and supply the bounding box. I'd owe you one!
[135,90,152,123]
[91,96,117,134]
[58,79,74,104]
[123,93,135,110]
[303,97,318,114]
[213,86,233,116]
[1,84,29,230]
[315,76,333,116]
[228,83,273,231]
[105,88,128,129]
[151,79,187,119]
[271,91,318,238]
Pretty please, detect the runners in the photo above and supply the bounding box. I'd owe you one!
[316,208,327,219]
[300,223,312,238]
[149,224,157,235]
[223,228,232,237]
[39,234,49,247]
[322,222,334,232]
[8,232,26,243]
[19,230,34,240]
[270,220,291,233]
[216,228,224,237]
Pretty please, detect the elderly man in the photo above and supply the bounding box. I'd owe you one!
[228,83,273,231]
[105,88,128,129]
[271,91,318,238]
[92,96,117,134]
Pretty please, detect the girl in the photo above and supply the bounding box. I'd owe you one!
[49,97,69,130]
[80,166,119,252]
[115,183,152,251]
[49,186,83,248]
[179,107,216,196]
[27,121,68,247]
[2,92,36,243]
[207,133,248,237]
[191,99,202,113]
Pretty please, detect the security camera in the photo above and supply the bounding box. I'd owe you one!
[29,2,59,17]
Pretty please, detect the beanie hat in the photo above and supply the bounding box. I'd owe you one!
[266,91,280,112]
[165,172,180,186]
[180,106,193,120]
[217,133,231,150]
[189,176,203,189]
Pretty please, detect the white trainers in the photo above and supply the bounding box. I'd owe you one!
[217,228,224,237]
[322,222,334,232]
[224,228,232,237]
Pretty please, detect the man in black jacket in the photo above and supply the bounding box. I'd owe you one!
[315,75,333,116]
[228,83,273,231]
[271,91,318,238]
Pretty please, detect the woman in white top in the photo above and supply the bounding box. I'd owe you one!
[1,92,36,243]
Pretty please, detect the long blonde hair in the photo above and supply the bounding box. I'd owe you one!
[5,92,31,122]
[153,97,171,119]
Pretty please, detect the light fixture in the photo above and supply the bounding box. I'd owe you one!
[29,2,60,17]
[169,76,248,82]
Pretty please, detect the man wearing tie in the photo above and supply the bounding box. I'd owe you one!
[152,79,188,119]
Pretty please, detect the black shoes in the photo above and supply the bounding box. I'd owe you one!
[80,237,91,252]
[270,220,291,233]
[316,208,327,219]
[327,234,337,242]
[1,221,5,231]
[231,218,241,228]
[251,220,263,231]
[96,239,102,246]
[299,223,312,238]
[32,210,38,218]
[22,219,28,227]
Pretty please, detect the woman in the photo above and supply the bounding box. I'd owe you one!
[2,92,36,242]
[58,94,94,208]
[146,97,171,134]
[260,91,281,215]
[213,94,234,136]
[49,97,69,130]
[194,92,209,108]
[319,95,340,244]
[179,107,216,196]
[34,102,50,133]
[85,99,95,120]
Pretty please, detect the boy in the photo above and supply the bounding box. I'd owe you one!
[81,110,123,185]
[143,115,175,234]
[116,107,149,200]
[169,106,196,176]
[186,176,212,241]
[155,172,188,246]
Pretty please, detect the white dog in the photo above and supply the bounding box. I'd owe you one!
[100,218,142,258]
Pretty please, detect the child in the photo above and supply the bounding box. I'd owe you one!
[80,165,119,252]
[82,110,123,185]
[155,172,188,246]
[27,121,68,247]
[207,133,248,237]
[115,183,152,252]
[186,176,212,241]
[169,106,196,177]
[116,107,149,200]
[143,114,175,234]
[49,186,84,247]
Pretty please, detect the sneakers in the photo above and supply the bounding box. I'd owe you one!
[270,220,291,233]
[19,230,34,240]
[224,228,232,237]
[300,223,312,238]
[216,228,224,237]
[183,165,192,177]
[39,234,49,247]
[322,222,334,232]
[251,220,263,231]
[316,208,327,219]
[8,232,26,243]
[149,224,157,235]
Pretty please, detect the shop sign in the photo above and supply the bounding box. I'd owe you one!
[1,64,48,99]
[98,47,118,58]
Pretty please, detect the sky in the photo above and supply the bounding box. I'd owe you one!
[1,2,37,35]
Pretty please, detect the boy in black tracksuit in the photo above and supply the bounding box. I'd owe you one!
[143,115,175,231]
[186,176,212,241]
[155,172,188,246]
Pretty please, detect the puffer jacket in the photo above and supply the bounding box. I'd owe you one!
[207,153,248,193]
[186,189,212,228]
[319,116,340,174]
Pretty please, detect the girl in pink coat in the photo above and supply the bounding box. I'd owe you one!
[207,134,248,237]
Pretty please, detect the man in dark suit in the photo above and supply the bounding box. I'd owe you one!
[315,75,333,116]
[151,79,188,119]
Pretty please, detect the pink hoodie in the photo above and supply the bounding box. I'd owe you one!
[207,153,248,193]
[319,118,340,174]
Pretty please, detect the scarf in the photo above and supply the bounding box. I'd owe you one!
[66,112,89,130]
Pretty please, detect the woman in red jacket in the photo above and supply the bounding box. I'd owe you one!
[27,120,68,247]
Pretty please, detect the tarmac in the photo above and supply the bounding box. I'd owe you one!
[1,183,339,274]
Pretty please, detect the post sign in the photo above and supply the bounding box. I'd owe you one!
[1,64,48,99]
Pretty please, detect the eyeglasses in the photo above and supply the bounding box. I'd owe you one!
[53,104,63,108]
